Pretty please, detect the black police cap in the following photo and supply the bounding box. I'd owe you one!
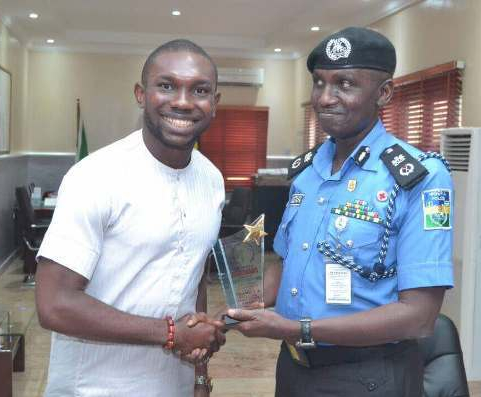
[307,27,396,75]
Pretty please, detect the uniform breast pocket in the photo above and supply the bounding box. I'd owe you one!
[327,215,383,266]
[278,206,299,255]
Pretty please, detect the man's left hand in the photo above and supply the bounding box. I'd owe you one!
[226,308,297,342]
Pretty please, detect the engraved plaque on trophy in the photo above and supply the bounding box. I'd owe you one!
[212,214,267,326]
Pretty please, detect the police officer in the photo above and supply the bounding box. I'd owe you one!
[228,27,454,396]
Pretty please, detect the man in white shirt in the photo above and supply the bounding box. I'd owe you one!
[35,39,226,397]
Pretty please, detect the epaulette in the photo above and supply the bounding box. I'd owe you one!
[287,144,321,180]
[380,144,429,190]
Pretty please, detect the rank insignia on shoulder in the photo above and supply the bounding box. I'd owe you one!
[380,144,429,190]
[287,144,321,180]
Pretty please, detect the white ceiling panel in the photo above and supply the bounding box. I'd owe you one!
[0,0,423,59]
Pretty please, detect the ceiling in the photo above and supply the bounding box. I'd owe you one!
[1,0,423,59]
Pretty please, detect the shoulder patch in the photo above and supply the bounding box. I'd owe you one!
[422,189,452,230]
[287,144,321,180]
[380,144,429,190]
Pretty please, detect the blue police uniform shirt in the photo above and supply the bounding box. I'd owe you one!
[273,120,454,321]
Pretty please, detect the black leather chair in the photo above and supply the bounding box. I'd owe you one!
[15,186,50,286]
[206,187,252,282]
[219,187,252,237]
[27,182,35,195]
[418,314,469,397]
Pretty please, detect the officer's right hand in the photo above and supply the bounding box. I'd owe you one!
[174,313,226,357]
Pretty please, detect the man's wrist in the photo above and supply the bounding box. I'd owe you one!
[281,318,301,341]
[153,318,168,346]
[195,375,213,392]
[296,317,316,349]
[164,316,175,349]
[154,317,176,348]
[195,362,208,377]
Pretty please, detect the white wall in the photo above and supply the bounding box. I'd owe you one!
[25,51,299,156]
[0,20,30,264]
[0,21,29,151]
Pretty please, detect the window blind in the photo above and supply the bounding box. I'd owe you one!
[199,106,268,190]
[381,61,462,152]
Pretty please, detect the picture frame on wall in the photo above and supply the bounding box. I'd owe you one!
[0,65,12,154]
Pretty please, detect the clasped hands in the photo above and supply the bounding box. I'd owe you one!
[173,312,226,364]
[175,304,296,364]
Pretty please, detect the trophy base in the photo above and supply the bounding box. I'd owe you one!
[224,315,241,328]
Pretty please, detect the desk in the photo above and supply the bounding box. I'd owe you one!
[0,311,25,397]
[32,198,56,217]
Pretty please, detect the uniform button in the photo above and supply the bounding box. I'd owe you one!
[318,197,326,205]
[374,264,385,274]
[367,382,378,391]
[336,243,342,250]
[346,240,354,248]
[291,288,298,296]
[281,224,286,230]
[302,243,309,250]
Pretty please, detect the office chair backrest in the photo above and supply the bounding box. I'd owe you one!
[223,187,252,225]
[15,186,37,231]
[418,314,469,397]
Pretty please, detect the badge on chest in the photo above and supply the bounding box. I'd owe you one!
[325,263,352,305]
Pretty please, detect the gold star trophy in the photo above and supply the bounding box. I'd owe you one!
[212,214,267,326]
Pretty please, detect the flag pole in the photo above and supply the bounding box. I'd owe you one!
[76,98,80,148]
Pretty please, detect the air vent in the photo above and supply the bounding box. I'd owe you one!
[217,68,264,87]
[441,129,472,171]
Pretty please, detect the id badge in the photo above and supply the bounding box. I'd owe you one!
[325,263,352,305]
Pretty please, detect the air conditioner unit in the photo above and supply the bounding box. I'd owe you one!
[440,127,481,381]
[217,67,264,87]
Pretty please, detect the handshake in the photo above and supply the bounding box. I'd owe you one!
[170,311,227,364]
[170,303,284,365]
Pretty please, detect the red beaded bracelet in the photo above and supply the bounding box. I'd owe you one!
[165,316,175,350]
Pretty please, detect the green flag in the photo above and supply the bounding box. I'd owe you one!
[76,121,89,161]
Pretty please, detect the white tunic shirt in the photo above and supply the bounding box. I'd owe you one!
[38,130,225,397]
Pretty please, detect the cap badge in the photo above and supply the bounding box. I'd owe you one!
[326,37,352,61]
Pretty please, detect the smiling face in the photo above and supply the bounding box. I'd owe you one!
[135,50,220,151]
[310,68,392,141]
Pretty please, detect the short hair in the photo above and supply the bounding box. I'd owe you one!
[141,39,218,88]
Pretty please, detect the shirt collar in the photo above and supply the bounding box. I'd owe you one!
[312,119,389,178]
[312,137,336,180]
